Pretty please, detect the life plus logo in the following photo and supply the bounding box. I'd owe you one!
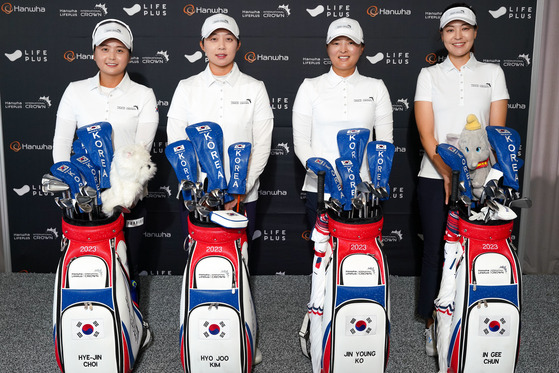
[123,3,167,16]
[366,51,410,65]
[4,49,47,62]
[306,5,350,18]
[489,6,533,20]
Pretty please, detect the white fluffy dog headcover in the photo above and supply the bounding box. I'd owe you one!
[101,143,157,216]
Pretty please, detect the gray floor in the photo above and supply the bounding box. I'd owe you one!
[0,273,558,372]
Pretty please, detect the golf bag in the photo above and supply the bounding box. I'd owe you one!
[446,218,521,373]
[319,213,390,372]
[180,215,257,373]
[53,214,148,373]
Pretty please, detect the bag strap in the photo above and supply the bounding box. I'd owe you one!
[299,312,311,359]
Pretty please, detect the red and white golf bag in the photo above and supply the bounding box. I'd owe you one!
[445,218,521,373]
[180,216,257,373]
[53,214,148,373]
[301,212,391,373]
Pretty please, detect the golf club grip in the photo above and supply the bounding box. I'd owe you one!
[317,171,326,212]
[450,169,459,209]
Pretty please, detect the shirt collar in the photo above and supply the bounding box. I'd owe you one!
[442,53,479,72]
[88,72,132,92]
[202,63,241,87]
[326,67,360,86]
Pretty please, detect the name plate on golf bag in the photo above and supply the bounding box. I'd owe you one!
[448,219,521,373]
[322,215,390,372]
[180,217,257,373]
[53,214,147,373]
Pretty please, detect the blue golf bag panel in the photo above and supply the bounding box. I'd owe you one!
[448,219,521,373]
[180,217,257,373]
[321,215,390,372]
[53,214,146,373]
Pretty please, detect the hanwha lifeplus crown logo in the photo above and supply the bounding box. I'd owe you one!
[245,51,256,63]
[1,2,13,14]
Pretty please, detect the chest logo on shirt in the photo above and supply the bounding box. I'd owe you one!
[470,83,491,89]
[353,97,374,103]
[230,99,252,105]
[116,105,140,111]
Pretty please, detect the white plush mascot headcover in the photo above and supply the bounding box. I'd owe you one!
[101,143,157,215]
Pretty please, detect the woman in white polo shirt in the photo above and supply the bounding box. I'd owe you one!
[414,3,509,356]
[52,19,159,291]
[292,17,394,229]
[167,14,274,252]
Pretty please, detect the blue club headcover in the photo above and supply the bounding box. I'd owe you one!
[71,154,101,203]
[72,139,87,157]
[227,142,252,195]
[437,143,473,200]
[486,126,522,190]
[337,128,371,169]
[76,122,113,189]
[306,157,346,205]
[185,122,227,192]
[335,158,361,210]
[50,161,85,197]
[367,141,395,200]
[165,140,198,200]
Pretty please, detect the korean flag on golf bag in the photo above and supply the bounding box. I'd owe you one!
[53,214,149,373]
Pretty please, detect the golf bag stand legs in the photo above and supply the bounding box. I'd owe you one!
[448,218,521,373]
[321,215,390,372]
[180,216,257,373]
[53,214,148,373]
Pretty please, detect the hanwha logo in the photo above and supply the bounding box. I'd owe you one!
[10,141,21,152]
[244,51,256,63]
[302,230,310,241]
[1,3,13,14]
[425,53,437,65]
[64,51,76,62]
[183,4,195,16]
[367,6,378,17]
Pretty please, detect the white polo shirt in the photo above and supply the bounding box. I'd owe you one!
[414,54,509,179]
[53,72,159,162]
[167,63,274,203]
[292,67,394,193]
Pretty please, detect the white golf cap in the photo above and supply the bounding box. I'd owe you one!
[201,14,240,40]
[439,6,477,29]
[326,17,364,45]
[92,19,133,51]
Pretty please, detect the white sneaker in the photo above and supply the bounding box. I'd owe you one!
[253,348,263,365]
[425,323,437,356]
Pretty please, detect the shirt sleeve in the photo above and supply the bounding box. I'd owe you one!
[135,88,159,152]
[414,68,433,102]
[52,84,77,162]
[167,82,189,143]
[292,80,316,167]
[373,80,394,143]
[491,66,510,102]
